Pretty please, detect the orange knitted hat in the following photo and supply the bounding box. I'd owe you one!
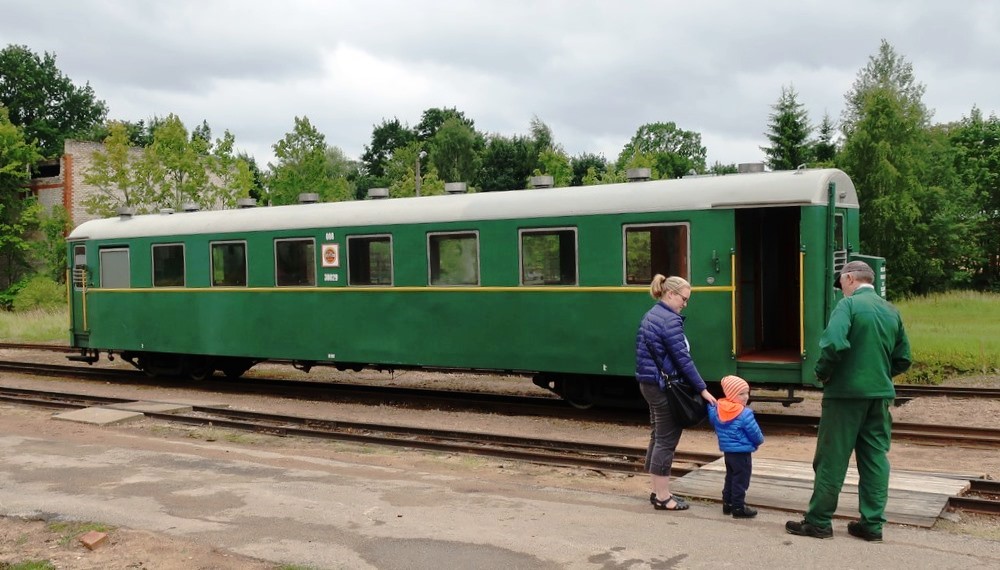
[721,375,749,400]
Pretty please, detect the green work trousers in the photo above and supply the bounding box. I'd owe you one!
[805,397,892,532]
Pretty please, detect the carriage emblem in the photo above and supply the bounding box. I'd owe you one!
[321,243,340,268]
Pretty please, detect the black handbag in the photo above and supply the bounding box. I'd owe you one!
[644,339,708,427]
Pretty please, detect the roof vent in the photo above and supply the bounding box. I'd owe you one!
[237,198,257,208]
[367,187,389,200]
[626,168,651,182]
[182,202,200,212]
[117,206,135,219]
[529,175,553,189]
[159,208,174,215]
[738,163,765,174]
[298,193,319,204]
[444,182,467,195]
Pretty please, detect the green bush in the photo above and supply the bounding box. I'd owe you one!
[12,276,66,312]
[0,277,30,310]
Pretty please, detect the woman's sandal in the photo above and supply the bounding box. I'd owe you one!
[650,492,689,506]
[652,495,689,511]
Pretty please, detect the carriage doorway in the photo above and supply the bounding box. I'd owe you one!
[735,207,800,362]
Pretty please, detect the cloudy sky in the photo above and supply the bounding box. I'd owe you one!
[2,1,998,171]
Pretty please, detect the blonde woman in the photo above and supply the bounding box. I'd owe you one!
[635,274,717,511]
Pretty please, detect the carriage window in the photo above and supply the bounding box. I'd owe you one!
[72,245,87,288]
[99,247,130,288]
[275,238,315,286]
[152,244,185,287]
[211,241,247,287]
[623,224,689,285]
[520,228,577,285]
[348,235,393,285]
[428,231,479,286]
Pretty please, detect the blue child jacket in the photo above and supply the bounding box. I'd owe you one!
[708,404,765,453]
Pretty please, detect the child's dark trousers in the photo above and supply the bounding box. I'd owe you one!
[723,452,753,507]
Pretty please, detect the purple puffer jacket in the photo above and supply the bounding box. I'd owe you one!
[634,301,707,392]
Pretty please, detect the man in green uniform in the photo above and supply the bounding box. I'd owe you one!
[786,260,912,542]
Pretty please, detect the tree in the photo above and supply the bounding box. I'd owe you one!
[85,118,157,147]
[571,153,609,186]
[415,107,474,141]
[322,146,359,201]
[81,121,151,216]
[387,141,446,198]
[427,117,483,184]
[839,87,923,297]
[709,162,738,175]
[0,44,108,158]
[84,116,254,215]
[912,123,981,293]
[761,85,812,171]
[948,107,1000,290]
[813,113,838,166]
[31,205,70,283]
[582,165,626,186]
[237,151,266,202]
[208,129,255,208]
[529,116,555,158]
[837,42,935,297]
[477,133,536,192]
[842,39,930,138]
[0,106,44,289]
[533,147,573,187]
[145,114,211,210]
[267,116,351,204]
[360,117,415,181]
[616,122,707,179]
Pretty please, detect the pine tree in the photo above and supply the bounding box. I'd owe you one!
[761,85,812,171]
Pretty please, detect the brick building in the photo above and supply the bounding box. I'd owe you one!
[25,140,134,228]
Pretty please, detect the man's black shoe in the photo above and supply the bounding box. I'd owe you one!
[847,521,883,542]
[785,520,833,539]
[722,502,732,515]
[732,506,757,519]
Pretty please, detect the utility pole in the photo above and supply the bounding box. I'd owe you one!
[416,150,427,196]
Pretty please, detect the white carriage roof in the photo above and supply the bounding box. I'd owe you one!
[69,168,858,241]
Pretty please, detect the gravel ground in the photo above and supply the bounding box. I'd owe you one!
[2,349,999,568]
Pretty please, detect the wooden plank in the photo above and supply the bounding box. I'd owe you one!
[698,458,969,495]
[673,457,959,528]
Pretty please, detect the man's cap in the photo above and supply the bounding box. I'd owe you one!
[721,375,749,399]
[834,260,874,289]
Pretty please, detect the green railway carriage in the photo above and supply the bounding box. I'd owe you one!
[66,167,879,408]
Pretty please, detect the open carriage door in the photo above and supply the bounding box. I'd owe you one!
[69,243,90,346]
[734,207,802,380]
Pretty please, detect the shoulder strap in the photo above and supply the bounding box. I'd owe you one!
[643,337,667,378]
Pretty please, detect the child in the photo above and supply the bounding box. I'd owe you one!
[708,375,765,518]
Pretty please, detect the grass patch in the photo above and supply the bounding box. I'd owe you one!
[895,291,1000,383]
[45,520,114,547]
[0,307,68,343]
[0,561,58,570]
[185,426,269,445]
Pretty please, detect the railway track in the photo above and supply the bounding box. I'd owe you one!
[755,412,1000,448]
[3,342,1000,401]
[3,358,1000,447]
[0,359,625,421]
[0,385,712,477]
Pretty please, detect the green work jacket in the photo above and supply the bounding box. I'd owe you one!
[815,286,912,399]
